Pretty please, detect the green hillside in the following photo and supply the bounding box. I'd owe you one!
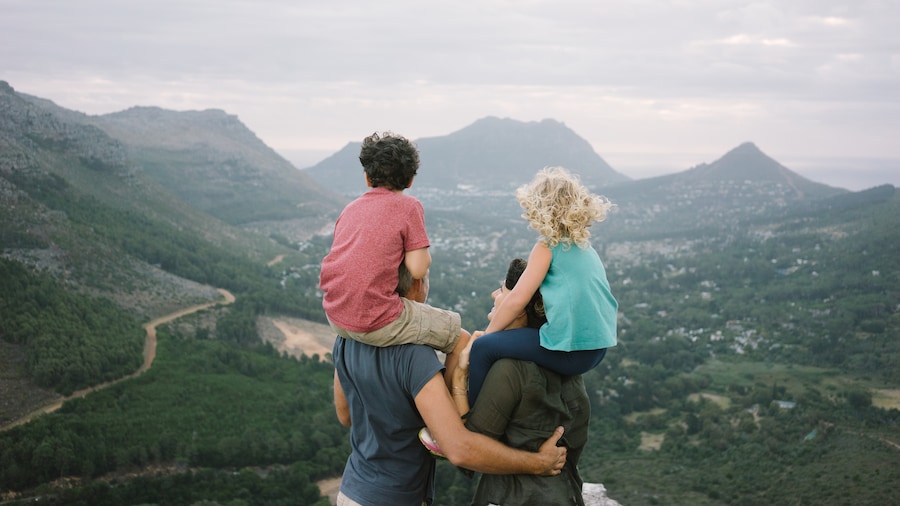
[2,80,897,505]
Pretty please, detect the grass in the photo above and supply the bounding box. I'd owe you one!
[694,359,879,397]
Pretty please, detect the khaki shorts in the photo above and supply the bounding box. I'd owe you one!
[336,491,361,506]
[329,297,461,353]
[337,491,427,506]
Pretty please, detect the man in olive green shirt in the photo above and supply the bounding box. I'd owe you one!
[453,259,591,505]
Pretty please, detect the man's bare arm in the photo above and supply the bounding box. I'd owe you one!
[414,372,566,475]
[333,371,351,427]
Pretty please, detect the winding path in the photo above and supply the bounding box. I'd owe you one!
[0,288,235,432]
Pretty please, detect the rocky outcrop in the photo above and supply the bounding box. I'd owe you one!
[584,482,622,506]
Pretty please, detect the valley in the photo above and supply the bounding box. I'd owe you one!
[1,81,897,505]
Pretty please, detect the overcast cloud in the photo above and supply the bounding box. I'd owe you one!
[2,0,898,189]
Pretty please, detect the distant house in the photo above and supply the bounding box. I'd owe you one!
[774,400,796,409]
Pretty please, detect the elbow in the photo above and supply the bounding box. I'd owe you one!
[443,451,469,469]
[407,261,430,280]
[405,250,432,279]
[441,438,479,469]
[335,405,351,427]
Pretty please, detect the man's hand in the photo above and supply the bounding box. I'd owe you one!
[536,426,567,476]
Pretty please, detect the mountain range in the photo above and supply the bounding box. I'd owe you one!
[0,78,880,312]
[1,80,898,505]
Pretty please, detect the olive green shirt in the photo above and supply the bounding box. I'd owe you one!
[464,358,590,506]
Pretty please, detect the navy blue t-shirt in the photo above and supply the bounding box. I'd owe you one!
[333,336,445,505]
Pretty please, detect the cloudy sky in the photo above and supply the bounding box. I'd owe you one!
[2,0,898,190]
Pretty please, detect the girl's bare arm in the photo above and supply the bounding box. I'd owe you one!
[483,242,551,334]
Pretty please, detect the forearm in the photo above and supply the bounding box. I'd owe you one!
[418,374,566,476]
[483,295,529,334]
[482,240,551,335]
[451,367,470,415]
[446,432,547,475]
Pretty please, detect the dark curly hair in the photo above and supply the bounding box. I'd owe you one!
[505,258,547,329]
[359,132,420,191]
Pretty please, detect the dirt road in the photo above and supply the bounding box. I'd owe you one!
[0,289,235,432]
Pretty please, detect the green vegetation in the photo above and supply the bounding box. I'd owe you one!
[3,186,897,504]
[6,467,329,506]
[2,88,897,504]
[0,326,344,503]
[424,188,900,505]
[132,147,331,226]
[0,258,144,395]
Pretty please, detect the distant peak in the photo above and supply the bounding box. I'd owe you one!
[470,116,565,128]
[109,106,232,120]
[717,142,772,164]
[730,142,761,153]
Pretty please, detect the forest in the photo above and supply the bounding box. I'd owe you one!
[0,259,144,395]
[1,178,898,504]
[1,325,343,505]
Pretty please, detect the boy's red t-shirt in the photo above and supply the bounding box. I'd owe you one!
[319,188,430,332]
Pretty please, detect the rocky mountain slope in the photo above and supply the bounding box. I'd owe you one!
[21,96,347,237]
[1,81,279,317]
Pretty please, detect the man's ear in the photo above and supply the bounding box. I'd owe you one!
[364,173,373,188]
[406,175,415,189]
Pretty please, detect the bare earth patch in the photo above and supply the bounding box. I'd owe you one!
[872,389,900,410]
[639,431,665,451]
[257,316,336,361]
[317,477,341,505]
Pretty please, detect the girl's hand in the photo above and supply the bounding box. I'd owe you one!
[459,331,479,371]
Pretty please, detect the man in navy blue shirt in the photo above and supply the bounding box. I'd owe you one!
[333,269,567,506]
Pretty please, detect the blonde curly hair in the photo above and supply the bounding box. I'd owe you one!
[515,166,612,249]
